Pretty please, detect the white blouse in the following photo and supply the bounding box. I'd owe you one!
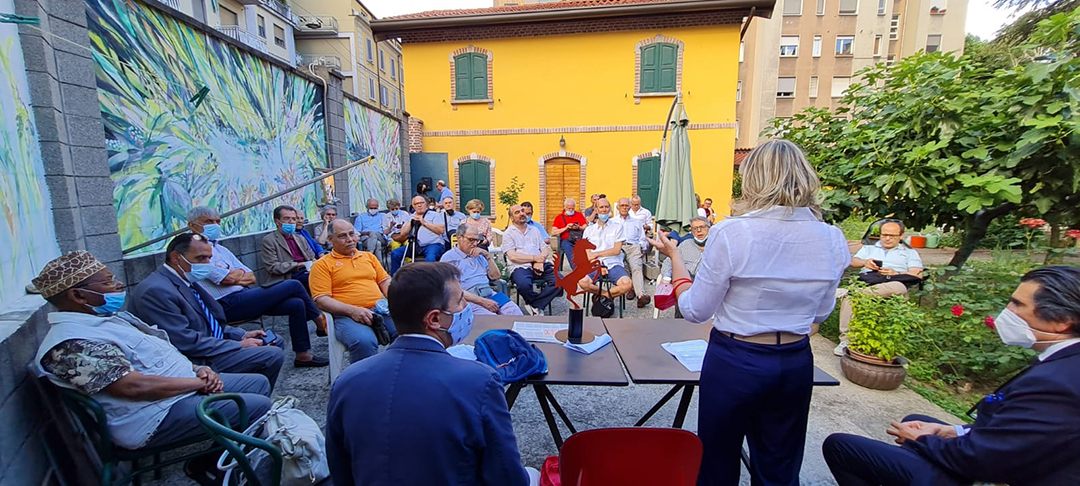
[678,206,850,336]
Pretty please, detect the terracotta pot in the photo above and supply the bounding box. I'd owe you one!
[909,235,927,248]
[840,349,907,390]
[846,347,889,364]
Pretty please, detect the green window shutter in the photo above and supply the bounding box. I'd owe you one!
[639,43,678,93]
[640,44,658,93]
[454,53,488,100]
[459,160,491,215]
[658,44,678,92]
[636,156,661,213]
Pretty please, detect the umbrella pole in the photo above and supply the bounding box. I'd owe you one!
[658,93,682,236]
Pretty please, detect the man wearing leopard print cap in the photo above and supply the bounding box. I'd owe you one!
[32,251,271,479]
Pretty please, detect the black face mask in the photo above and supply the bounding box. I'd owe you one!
[446,209,455,216]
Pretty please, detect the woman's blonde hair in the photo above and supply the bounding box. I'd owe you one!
[465,199,485,213]
[731,139,823,218]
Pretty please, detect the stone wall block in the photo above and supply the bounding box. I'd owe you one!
[64,114,106,148]
[69,146,110,177]
[59,83,104,119]
[50,207,84,243]
[80,204,119,236]
[38,141,73,176]
[33,106,67,143]
[48,18,93,58]
[45,175,78,209]
[55,51,96,86]
[25,70,61,109]
[73,175,115,206]
[85,233,123,264]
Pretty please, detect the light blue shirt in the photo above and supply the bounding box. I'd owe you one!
[417,210,446,247]
[678,206,851,336]
[853,241,924,273]
[527,220,550,240]
[440,247,492,291]
[440,211,468,243]
[439,187,454,202]
[354,211,383,235]
[200,240,252,300]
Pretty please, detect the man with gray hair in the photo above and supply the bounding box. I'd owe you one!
[440,223,523,316]
[615,197,651,308]
[661,216,711,280]
[353,198,385,256]
[187,206,328,367]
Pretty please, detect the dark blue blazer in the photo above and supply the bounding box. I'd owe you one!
[909,341,1080,485]
[326,335,529,486]
[128,266,245,360]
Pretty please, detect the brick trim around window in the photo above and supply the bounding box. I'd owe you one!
[537,150,588,229]
[452,153,496,216]
[631,149,660,197]
[634,35,685,104]
[448,45,494,110]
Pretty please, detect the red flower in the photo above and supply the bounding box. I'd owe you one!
[951,305,964,317]
[1066,229,1080,240]
[984,315,996,329]
[1018,218,1048,228]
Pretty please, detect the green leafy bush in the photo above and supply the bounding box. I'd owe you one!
[497,176,526,207]
[847,281,917,361]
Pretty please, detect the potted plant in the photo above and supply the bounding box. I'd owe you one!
[841,285,914,390]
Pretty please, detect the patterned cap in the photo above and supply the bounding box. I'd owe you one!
[32,251,106,299]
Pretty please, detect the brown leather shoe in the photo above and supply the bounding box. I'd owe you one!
[314,314,328,337]
[637,294,652,308]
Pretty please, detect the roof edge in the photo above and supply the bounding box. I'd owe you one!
[371,0,773,37]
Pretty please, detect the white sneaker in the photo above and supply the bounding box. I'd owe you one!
[523,304,538,316]
[833,341,848,356]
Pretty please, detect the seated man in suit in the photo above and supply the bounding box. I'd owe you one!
[823,265,1080,486]
[310,219,398,364]
[32,251,272,477]
[389,195,447,275]
[441,223,523,316]
[186,206,328,368]
[834,221,923,355]
[578,198,633,300]
[130,233,285,387]
[261,205,318,289]
[503,204,562,316]
[326,262,537,486]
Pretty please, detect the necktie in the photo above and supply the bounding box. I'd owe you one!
[190,286,224,339]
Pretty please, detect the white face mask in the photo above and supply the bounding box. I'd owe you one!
[994,308,1071,348]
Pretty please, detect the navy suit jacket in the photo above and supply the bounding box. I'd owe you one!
[128,266,245,361]
[908,341,1080,485]
[326,335,529,486]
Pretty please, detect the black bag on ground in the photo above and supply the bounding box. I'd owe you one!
[591,294,615,318]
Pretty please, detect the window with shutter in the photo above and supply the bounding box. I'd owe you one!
[454,53,489,101]
[832,76,851,98]
[639,42,679,94]
[783,0,802,15]
[777,77,796,98]
[458,160,492,216]
[809,76,819,98]
[839,0,857,14]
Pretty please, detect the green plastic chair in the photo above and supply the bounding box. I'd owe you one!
[57,387,219,486]
[195,394,283,486]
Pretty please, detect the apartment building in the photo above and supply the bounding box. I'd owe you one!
[289,1,406,114]
[167,0,301,64]
[737,0,968,147]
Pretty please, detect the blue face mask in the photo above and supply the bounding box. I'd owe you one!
[201,223,222,241]
[439,304,474,346]
[281,223,296,234]
[81,289,126,315]
[526,215,533,223]
[391,209,401,216]
[470,212,482,220]
[181,254,214,282]
[598,214,610,223]
[694,237,707,246]
[565,210,575,217]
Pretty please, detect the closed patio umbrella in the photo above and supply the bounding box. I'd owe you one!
[655,103,696,235]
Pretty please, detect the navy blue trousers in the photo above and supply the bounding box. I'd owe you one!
[219,280,320,353]
[510,264,562,310]
[698,329,813,486]
[822,415,968,486]
[390,243,444,274]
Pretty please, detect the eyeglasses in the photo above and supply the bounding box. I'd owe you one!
[464,236,484,243]
[335,232,358,239]
[880,233,902,238]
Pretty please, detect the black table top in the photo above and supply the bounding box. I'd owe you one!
[465,315,629,386]
[605,318,840,386]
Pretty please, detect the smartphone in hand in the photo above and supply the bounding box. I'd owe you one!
[262,329,280,346]
[872,259,884,268]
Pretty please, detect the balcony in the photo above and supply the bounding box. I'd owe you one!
[159,0,181,11]
[298,55,342,70]
[295,15,339,36]
[217,25,268,52]
[259,0,302,26]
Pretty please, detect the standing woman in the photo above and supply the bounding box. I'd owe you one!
[649,140,849,486]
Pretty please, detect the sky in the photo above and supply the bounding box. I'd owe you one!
[362,0,1022,41]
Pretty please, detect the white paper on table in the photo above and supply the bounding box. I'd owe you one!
[447,344,477,361]
[511,321,568,344]
[563,333,613,354]
[660,339,708,373]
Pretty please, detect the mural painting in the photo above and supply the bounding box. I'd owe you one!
[0,0,61,305]
[344,97,402,214]
[88,0,327,254]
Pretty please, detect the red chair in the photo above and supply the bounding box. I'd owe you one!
[558,428,702,486]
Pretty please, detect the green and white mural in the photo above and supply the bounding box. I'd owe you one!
[89,0,327,254]
[344,97,402,213]
[0,0,61,305]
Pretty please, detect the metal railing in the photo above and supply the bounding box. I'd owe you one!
[296,15,338,34]
[160,0,181,11]
[122,156,375,255]
[299,55,341,69]
[259,0,302,26]
[217,25,268,52]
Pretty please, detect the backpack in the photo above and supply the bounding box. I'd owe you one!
[591,294,616,318]
[474,329,548,383]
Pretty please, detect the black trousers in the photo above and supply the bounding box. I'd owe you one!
[219,280,320,353]
[822,414,968,486]
[510,264,562,310]
[698,329,812,486]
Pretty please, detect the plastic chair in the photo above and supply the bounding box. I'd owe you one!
[324,311,349,383]
[558,428,702,486]
[195,394,283,486]
[55,385,219,486]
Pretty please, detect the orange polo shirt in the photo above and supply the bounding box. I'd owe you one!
[309,250,389,308]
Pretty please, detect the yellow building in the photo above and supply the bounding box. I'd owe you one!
[374,0,770,229]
